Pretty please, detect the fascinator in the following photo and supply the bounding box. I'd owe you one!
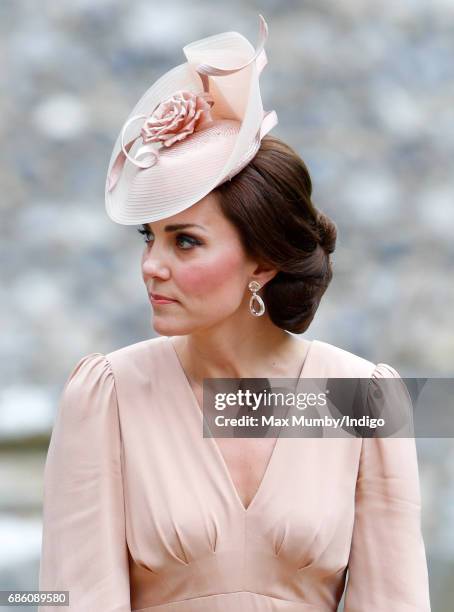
[105,14,278,225]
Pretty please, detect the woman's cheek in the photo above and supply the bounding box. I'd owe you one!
[178,251,244,297]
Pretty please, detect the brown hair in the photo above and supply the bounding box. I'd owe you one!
[213,135,337,334]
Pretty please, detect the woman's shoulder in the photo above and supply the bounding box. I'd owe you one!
[61,352,114,403]
[309,338,400,379]
[55,337,168,427]
[61,336,166,397]
[54,352,118,434]
[104,335,168,374]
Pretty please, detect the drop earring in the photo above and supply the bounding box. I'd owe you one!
[248,280,265,316]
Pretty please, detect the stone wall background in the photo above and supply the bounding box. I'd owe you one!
[1,0,453,609]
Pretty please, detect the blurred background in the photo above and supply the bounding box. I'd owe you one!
[1,0,453,609]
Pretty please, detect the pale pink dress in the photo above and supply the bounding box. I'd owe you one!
[38,335,431,611]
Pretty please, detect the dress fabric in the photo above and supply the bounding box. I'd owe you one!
[38,335,431,611]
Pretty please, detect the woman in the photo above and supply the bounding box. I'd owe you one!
[38,15,431,612]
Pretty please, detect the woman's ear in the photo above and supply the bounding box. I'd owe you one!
[249,262,278,288]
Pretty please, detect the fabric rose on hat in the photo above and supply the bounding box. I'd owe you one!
[141,90,215,148]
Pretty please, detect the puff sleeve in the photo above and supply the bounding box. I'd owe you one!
[38,353,131,612]
[343,363,431,611]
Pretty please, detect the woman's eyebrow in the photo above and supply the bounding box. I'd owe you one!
[144,223,207,232]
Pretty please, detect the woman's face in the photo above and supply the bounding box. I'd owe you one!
[140,191,264,336]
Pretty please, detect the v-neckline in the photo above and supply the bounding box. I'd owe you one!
[164,335,315,514]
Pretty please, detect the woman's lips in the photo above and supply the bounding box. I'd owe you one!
[149,293,178,305]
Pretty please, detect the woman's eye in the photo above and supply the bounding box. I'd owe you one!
[136,228,201,250]
[175,233,201,249]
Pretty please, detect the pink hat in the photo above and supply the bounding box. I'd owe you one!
[105,14,278,225]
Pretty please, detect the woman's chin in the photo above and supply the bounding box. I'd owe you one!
[151,316,190,337]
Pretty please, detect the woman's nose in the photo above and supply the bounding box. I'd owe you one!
[142,249,171,279]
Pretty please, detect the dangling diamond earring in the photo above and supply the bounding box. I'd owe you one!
[248,280,265,316]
